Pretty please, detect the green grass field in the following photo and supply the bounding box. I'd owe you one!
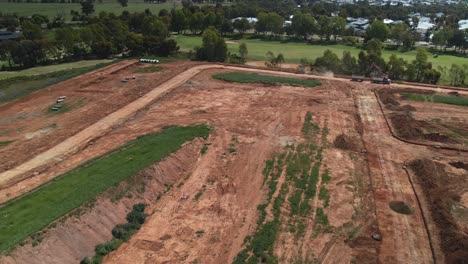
[0,60,112,80]
[174,35,467,75]
[213,72,321,87]
[0,0,174,19]
[0,61,115,103]
[401,93,468,107]
[0,124,210,253]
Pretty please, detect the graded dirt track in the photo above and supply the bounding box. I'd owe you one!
[1,61,467,264]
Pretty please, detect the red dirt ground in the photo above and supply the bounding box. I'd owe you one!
[0,62,467,264]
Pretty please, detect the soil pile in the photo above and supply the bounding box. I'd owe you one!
[409,159,468,264]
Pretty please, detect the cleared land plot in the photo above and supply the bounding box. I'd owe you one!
[0,61,114,103]
[0,124,209,252]
[213,72,320,87]
[0,63,466,264]
[378,88,468,147]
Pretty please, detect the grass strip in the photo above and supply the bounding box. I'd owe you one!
[0,124,210,252]
[0,61,115,103]
[401,93,468,107]
[213,72,320,87]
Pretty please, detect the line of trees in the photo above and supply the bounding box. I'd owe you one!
[0,10,179,69]
[313,39,442,84]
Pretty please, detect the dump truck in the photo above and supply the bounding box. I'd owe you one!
[351,75,365,82]
[371,76,391,84]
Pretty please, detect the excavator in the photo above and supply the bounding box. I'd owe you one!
[369,62,391,84]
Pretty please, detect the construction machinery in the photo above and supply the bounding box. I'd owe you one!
[369,63,391,84]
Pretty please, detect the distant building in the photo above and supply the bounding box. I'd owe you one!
[231,17,258,24]
[0,31,21,41]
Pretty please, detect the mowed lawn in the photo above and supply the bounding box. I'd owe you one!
[0,124,210,253]
[0,59,112,80]
[174,35,468,71]
[0,0,173,19]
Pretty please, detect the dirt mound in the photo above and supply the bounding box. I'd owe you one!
[333,134,359,151]
[390,113,457,144]
[409,159,468,264]
[449,161,468,171]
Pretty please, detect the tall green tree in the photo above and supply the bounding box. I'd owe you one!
[117,0,128,7]
[367,20,390,42]
[387,54,406,80]
[318,15,332,41]
[414,48,428,81]
[239,42,248,63]
[341,50,357,74]
[171,9,187,34]
[290,12,316,40]
[81,0,95,16]
[195,27,227,62]
[21,21,43,40]
[233,18,250,35]
[331,16,346,41]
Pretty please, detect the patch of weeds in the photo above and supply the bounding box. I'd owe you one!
[0,140,14,147]
[321,169,331,184]
[195,230,205,237]
[319,186,330,208]
[194,185,206,201]
[177,182,184,189]
[228,147,237,154]
[81,204,147,264]
[200,145,208,155]
[207,178,216,185]
[316,207,329,226]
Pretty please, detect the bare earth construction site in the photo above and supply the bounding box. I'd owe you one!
[0,60,466,264]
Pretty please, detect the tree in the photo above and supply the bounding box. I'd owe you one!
[367,20,389,42]
[387,54,406,80]
[448,64,466,86]
[233,18,250,35]
[189,12,204,35]
[81,0,95,16]
[220,19,233,35]
[126,32,145,56]
[390,23,409,47]
[239,42,248,63]
[195,27,227,62]
[314,49,342,72]
[331,16,346,41]
[142,16,168,39]
[92,41,113,58]
[341,50,357,74]
[318,15,332,41]
[171,9,187,34]
[290,12,316,40]
[447,29,466,51]
[21,21,43,40]
[414,48,428,81]
[117,0,128,7]
[55,27,80,57]
[366,38,383,57]
[432,30,446,51]
[265,51,284,68]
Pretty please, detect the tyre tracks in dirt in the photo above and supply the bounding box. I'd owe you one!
[354,88,434,263]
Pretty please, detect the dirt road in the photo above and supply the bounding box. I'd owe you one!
[354,88,434,263]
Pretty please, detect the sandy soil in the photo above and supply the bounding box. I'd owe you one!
[1,61,467,264]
